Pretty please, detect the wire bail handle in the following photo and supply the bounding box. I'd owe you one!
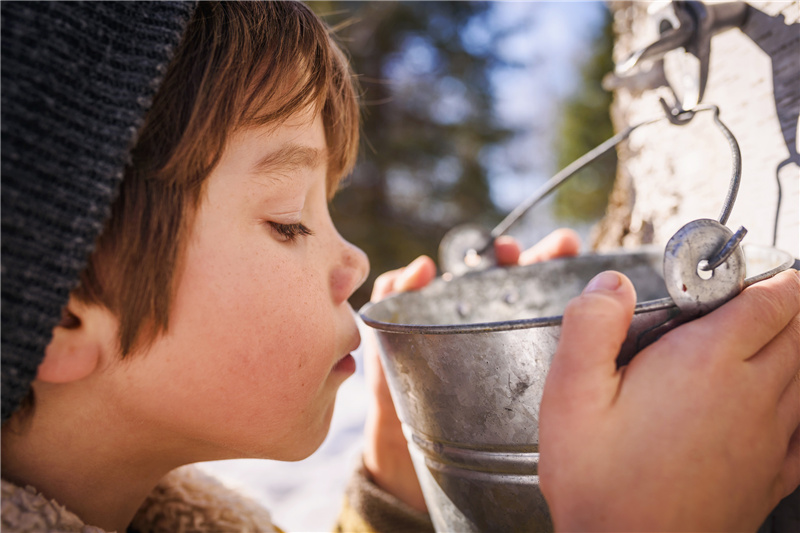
[439,103,745,287]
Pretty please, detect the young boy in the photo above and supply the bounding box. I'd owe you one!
[2,2,798,532]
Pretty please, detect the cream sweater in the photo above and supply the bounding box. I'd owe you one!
[1,466,277,533]
[1,463,433,533]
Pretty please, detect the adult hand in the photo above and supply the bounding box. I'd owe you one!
[539,269,800,532]
[362,229,580,511]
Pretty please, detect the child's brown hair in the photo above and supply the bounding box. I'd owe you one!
[75,1,360,356]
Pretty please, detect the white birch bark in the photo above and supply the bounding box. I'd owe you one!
[595,1,799,260]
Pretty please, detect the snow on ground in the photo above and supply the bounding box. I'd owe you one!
[196,321,370,533]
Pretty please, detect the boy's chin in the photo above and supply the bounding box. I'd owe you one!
[275,401,338,462]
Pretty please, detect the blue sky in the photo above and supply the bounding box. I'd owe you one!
[473,1,609,245]
[480,1,607,211]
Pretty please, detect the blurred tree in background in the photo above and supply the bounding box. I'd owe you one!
[552,7,616,223]
[314,1,513,307]
[312,2,614,308]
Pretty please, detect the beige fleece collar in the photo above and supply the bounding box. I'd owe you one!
[2,466,276,533]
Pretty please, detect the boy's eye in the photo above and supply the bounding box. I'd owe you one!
[268,221,314,243]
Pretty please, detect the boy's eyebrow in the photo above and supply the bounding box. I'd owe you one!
[251,144,326,181]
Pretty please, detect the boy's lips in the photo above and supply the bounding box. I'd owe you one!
[332,334,360,374]
[332,353,356,374]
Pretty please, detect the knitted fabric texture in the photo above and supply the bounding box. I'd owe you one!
[1,1,196,422]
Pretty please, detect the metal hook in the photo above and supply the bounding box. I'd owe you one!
[659,97,695,125]
[698,225,747,271]
[614,1,749,111]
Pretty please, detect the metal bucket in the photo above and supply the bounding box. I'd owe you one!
[359,245,793,533]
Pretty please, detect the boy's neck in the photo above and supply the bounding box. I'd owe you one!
[1,388,202,532]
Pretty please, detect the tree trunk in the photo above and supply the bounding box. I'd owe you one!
[598,2,799,531]
[595,1,798,259]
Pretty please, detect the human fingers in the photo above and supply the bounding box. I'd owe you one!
[394,255,436,292]
[370,256,437,301]
[670,269,800,363]
[371,268,403,302]
[494,235,521,266]
[544,271,637,411]
[519,228,580,265]
[753,314,800,411]
[779,424,800,499]
[776,349,800,441]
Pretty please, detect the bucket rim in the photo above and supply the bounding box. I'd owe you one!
[359,244,794,335]
[359,296,675,335]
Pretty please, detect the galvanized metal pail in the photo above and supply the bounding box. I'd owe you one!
[359,245,793,533]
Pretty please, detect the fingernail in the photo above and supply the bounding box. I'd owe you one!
[584,271,622,293]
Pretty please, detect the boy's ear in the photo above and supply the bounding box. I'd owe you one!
[37,297,116,384]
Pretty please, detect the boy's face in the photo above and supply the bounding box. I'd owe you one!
[109,109,369,461]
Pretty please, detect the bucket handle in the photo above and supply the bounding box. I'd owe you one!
[439,102,750,279]
[483,104,741,256]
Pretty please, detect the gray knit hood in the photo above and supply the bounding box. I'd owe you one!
[1,1,197,422]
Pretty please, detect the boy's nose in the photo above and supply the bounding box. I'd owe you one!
[330,237,370,305]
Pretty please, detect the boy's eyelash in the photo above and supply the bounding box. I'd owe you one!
[268,222,314,242]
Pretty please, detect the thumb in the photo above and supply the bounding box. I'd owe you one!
[545,271,637,410]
